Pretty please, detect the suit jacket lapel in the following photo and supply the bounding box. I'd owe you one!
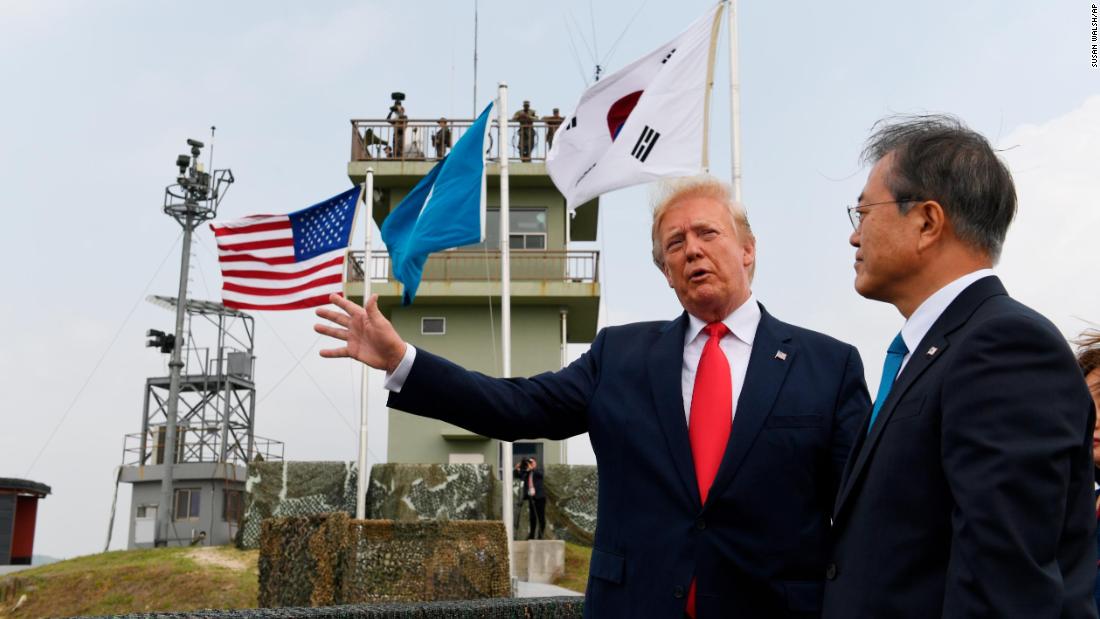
[832,334,948,516]
[833,276,1009,519]
[647,313,701,508]
[707,306,795,503]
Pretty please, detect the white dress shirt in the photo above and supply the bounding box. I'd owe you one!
[385,293,763,422]
[898,269,996,373]
[681,294,760,425]
[385,343,418,393]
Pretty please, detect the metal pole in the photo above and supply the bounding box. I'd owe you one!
[217,314,231,462]
[473,0,479,117]
[156,212,194,546]
[497,83,514,562]
[356,169,375,520]
[728,0,743,202]
[560,309,568,465]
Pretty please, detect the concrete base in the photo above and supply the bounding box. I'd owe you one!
[512,540,565,584]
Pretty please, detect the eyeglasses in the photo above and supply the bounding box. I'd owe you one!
[846,200,916,230]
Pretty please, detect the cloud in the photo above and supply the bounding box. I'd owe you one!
[997,95,1100,338]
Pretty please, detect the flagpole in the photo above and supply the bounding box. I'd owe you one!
[727,0,743,201]
[497,82,515,572]
[356,168,374,520]
[701,1,726,173]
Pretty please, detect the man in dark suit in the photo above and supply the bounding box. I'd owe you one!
[316,177,869,618]
[823,115,1097,618]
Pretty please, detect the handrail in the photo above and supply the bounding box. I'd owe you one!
[350,117,565,163]
[122,431,285,466]
[346,249,599,283]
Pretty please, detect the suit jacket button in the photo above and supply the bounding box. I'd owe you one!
[695,518,706,531]
[825,563,838,580]
[673,585,685,598]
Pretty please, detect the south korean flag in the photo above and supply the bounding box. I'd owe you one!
[547,2,724,212]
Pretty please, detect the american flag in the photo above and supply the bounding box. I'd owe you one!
[209,187,359,310]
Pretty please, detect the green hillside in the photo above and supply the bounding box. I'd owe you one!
[0,543,589,618]
[0,546,259,619]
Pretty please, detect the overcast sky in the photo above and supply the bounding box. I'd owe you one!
[1,0,1097,560]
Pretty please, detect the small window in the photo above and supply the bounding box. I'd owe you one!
[421,317,446,335]
[465,208,548,250]
[223,489,244,523]
[174,488,201,521]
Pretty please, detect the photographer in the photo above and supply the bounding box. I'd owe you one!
[514,456,546,540]
[385,93,407,158]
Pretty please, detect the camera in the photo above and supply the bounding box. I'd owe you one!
[388,92,406,117]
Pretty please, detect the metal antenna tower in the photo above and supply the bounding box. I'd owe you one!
[154,137,234,546]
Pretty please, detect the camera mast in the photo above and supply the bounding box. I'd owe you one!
[153,134,234,546]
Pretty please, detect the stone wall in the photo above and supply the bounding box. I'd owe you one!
[240,462,597,549]
[259,513,511,606]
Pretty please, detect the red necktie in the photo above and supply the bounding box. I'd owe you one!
[686,322,732,617]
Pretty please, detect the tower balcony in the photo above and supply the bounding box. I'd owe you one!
[349,118,559,174]
[344,249,600,343]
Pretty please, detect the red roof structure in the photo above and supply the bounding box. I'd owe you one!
[0,478,51,565]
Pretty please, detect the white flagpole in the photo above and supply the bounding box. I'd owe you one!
[497,83,515,567]
[356,168,375,520]
[700,2,726,173]
[727,0,743,201]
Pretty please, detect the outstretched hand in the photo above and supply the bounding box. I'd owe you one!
[315,293,407,372]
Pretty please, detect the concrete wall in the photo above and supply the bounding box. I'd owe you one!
[384,187,569,251]
[127,478,245,549]
[387,305,569,468]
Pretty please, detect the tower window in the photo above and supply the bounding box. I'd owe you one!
[173,488,201,520]
[466,208,547,250]
[421,317,446,335]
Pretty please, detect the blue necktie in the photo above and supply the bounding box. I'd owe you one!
[868,332,908,432]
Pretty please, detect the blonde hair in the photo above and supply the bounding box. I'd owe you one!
[650,176,754,272]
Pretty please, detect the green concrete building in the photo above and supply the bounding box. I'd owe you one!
[344,115,600,472]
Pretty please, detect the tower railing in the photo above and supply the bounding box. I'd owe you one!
[350,118,563,163]
[122,431,284,467]
[346,249,599,284]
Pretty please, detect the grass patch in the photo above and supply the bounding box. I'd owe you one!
[0,546,258,619]
[553,542,591,594]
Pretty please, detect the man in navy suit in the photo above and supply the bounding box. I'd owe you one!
[823,115,1097,618]
[316,177,869,618]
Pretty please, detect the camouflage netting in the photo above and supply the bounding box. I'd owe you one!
[513,465,597,546]
[366,463,497,522]
[240,461,358,549]
[241,462,598,550]
[259,514,511,607]
[72,597,584,619]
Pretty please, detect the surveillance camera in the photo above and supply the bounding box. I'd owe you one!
[390,92,406,102]
[186,138,205,149]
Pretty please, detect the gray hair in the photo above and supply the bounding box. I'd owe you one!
[650,176,754,274]
[862,114,1017,262]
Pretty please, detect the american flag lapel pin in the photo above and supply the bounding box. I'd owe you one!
[775,350,788,361]
[926,346,938,357]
